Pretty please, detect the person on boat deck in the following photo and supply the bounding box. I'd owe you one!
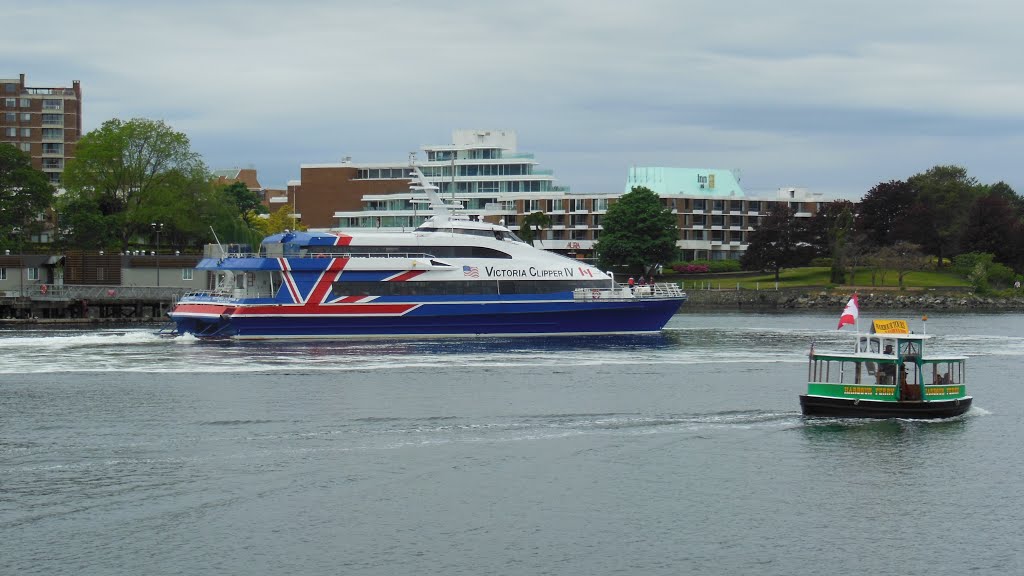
[878,362,897,385]
[628,277,635,291]
[884,344,894,355]
[638,276,646,285]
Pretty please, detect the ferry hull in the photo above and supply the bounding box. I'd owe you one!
[169,298,685,339]
[799,394,972,419]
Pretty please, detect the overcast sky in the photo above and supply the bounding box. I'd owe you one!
[5,0,1024,199]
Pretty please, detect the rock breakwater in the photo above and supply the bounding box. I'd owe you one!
[684,288,1024,311]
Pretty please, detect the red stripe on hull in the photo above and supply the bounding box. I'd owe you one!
[232,303,416,316]
[169,304,234,316]
[389,270,426,282]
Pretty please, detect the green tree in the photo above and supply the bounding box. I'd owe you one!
[53,195,118,250]
[251,205,307,237]
[518,211,550,245]
[0,144,54,250]
[741,203,810,281]
[219,181,266,228]
[61,118,224,249]
[595,186,678,275]
[905,165,983,267]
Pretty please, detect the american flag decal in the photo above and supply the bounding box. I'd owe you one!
[463,265,480,278]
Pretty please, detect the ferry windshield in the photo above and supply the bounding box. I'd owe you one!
[416,226,527,244]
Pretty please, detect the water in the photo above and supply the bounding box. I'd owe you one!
[1,312,1022,575]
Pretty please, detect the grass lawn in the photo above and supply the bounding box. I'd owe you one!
[666,267,970,290]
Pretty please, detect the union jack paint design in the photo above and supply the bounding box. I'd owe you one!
[167,217,687,339]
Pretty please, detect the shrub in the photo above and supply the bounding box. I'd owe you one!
[670,260,742,274]
[810,257,832,267]
[672,264,710,274]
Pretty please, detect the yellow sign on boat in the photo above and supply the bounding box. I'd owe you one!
[872,319,909,334]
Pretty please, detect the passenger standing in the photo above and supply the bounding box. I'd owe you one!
[628,277,635,292]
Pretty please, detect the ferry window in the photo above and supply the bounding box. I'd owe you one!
[0,268,6,280]
[182,269,193,281]
[28,267,39,281]
[899,341,919,358]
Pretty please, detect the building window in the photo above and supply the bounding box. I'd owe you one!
[20,128,31,138]
[19,143,30,152]
[42,128,61,139]
[4,98,14,107]
[42,99,61,110]
[42,114,62,126]
[27,268,39,281]
[3,112,13,122]
[42,143,62,154]
[573,198,587,211]
[551,199,563,211]
[693,199,705,211]
[19,99,30,108]
[4,84,15,93]
[20,113,30,122]
[182,269,193,281]
[593,198,608,211]
[3,127,14,137]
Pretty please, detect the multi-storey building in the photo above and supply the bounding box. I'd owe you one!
[288,130,829,261]
[0,73,82,186]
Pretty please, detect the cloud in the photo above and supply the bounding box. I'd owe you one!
[4,0,1024,197]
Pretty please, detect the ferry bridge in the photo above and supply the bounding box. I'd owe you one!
[0,285,187,320]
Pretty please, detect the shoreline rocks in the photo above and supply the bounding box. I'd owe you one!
[683,288,1024,311]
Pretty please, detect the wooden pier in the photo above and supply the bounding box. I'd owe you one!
[1,285,188,321]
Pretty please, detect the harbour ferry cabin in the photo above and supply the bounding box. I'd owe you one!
[799,319,971,419]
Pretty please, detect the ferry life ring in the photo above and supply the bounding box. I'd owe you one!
[591,289,601,300]
[39,284,48,295]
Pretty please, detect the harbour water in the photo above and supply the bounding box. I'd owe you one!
[1,311,1022,575]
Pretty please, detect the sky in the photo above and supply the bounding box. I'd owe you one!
[5,0,1024,200]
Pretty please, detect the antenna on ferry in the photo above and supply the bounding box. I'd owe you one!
[209,226,226,258]
[409,165,450,220]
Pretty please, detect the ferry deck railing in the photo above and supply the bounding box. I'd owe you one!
[574,282,687,301]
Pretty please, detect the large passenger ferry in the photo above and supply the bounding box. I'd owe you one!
[167,169,687,339]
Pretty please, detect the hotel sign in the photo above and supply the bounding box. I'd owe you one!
[697,174,716,189]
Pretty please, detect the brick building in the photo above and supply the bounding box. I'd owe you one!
[0,73,82,186]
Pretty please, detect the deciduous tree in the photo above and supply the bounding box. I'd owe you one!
[0,144,54,250]
[595,186,678,275]
[906,165,983,267]
[518,211,551,246]
[61,118,226,249]
[741,204,810,281]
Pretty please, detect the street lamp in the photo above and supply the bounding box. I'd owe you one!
[151,222,163,287]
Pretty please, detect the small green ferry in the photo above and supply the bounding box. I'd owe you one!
[799,318,972,419]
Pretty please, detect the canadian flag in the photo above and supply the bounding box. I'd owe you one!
[837,294,859,330]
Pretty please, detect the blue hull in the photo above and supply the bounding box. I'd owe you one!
[170,298,684,339]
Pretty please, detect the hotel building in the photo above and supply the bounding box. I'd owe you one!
[285,130,828,261]
[0,73,82,186]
